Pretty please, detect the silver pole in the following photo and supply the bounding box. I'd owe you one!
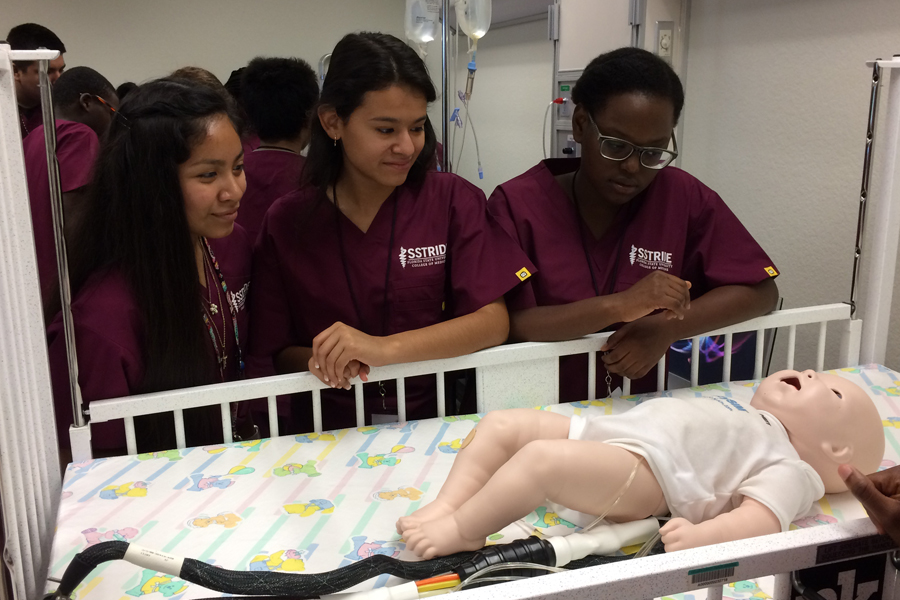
[38,59,85,427]
[849,60,881,318]
[441,0,451,173]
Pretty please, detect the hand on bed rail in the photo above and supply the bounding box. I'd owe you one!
[308,354,370,390]
[601,317,674,379]
[840,464,900,545]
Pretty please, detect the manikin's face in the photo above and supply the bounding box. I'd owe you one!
[573,92,675,209]
[178,114,246,241]
[752,370,883,492]
[752,370,856,421]
[327,85,427,191]
[14,56,66,107]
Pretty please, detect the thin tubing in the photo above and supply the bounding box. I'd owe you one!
[417,574,460,587]
[543,102,554,159]
[581,455,643,532]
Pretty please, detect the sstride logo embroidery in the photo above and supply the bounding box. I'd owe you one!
[629,245,673,272]
[399,245,447,269]
[229,282,250,312]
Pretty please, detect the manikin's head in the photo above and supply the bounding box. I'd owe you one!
[751,370,884,493]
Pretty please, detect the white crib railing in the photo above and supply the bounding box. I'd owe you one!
[76,302,859,460]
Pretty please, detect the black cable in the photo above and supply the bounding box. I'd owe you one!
[49,541,477,599]
[48,536,667,599]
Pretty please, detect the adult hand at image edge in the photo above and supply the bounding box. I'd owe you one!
[839,463,900,544]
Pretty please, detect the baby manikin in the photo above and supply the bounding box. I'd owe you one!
[397,370,884,558]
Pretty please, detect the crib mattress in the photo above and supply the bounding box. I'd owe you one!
[47,364,900,599]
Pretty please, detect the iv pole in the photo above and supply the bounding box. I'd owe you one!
[441,0,452,173]
[851,56,900,365]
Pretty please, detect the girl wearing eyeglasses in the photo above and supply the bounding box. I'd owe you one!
[488,47,779,400]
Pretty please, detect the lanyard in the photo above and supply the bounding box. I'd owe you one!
[570,168,635,397]
[570,168,633,297]
[332,183,398,336]
[200,238,245,379]
[332,185,398,409]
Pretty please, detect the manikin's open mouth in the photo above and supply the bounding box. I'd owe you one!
[783,376,801,391]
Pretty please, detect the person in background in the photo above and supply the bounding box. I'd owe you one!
[115,81,137,101]
[488,48,778,400]
[6,23,66,139]
[47,78,255,455]
[249,32,535,432]
[170,66,227,96]
[23,67,119,320]
[236,56,319,242]
[225,66,261,155]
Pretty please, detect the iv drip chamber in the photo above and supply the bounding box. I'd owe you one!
[455,0,492,42]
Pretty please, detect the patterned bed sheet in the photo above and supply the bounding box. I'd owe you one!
[48,364,900,599]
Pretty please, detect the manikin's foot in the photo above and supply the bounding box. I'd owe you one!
[404,513,486,559]
[396,499,457,535]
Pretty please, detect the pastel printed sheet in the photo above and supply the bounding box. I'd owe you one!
[47,365,900,599]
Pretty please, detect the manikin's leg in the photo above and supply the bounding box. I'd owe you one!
[404,439,665,559]
[396,409,571,534]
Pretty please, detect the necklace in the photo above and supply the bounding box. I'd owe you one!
[569,168,632,297]
[202,252,228,379]
[256,145,298,154]
[570,167,634,397]
[332,183,398,409]
[199,239,245,381]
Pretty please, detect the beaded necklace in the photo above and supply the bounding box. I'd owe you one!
[200,238,245,381]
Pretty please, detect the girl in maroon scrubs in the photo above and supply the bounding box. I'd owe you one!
[250,33,534,429]
[48,79,255,453]
[488,48,779,400]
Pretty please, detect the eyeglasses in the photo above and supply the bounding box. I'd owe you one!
[91,94,118,115]
[586,112,678,170]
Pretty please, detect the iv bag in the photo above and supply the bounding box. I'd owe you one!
[455,0,492,42]
[405,0,441,46]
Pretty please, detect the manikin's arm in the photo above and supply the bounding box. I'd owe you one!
[660,497,781,551]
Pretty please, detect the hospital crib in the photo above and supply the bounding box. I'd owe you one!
[57,301,894,600]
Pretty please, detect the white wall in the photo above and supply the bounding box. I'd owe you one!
[0,0,406,87]
[681,0,900,370]
[427,18,554,195]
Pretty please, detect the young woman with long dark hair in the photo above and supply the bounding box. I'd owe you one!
[48,78,256,453]
[250,32,534,430]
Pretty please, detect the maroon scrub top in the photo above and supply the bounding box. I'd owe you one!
[250,171,536,429]
[19,104,43,139]
[47,226,253,451]
[24,121,99,306]
[236,147,305,243]
[488,159,779,400]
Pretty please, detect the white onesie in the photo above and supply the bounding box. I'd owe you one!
[560,395,825,531]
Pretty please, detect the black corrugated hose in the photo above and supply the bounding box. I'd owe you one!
[46,537,665,599]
